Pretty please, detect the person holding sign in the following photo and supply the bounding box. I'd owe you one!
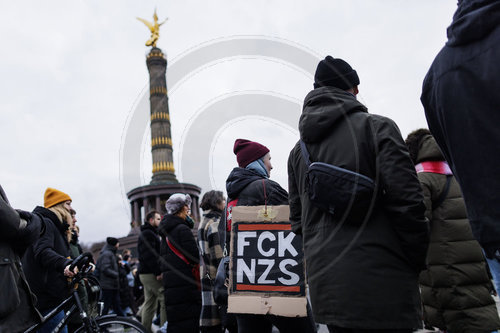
[288,56,430,332]
[220,139,316,333]
[158,194,201,333]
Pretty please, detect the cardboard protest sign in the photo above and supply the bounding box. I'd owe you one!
[228,205,307,317]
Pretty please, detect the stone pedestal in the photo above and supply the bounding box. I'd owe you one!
[127,183,201,225]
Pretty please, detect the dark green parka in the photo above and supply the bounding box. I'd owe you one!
[417,135,500,333]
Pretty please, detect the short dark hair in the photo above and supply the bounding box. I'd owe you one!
[405,128,431,165]
[200,190,225,211]
[145,210,159,224]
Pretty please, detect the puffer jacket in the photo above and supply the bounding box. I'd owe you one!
[288,87,429,328]
[417,135,500,333]
[159,214,201,333]
[421,0,500,255]
[22,206,72,312]
[96,244,120,290]
[0,186,42,332]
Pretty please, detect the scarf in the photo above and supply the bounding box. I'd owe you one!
[415,161,453,175]
[246,159,269,178]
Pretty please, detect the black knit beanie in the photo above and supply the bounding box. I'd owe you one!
[314,55,360,90]
[107,237,119,247]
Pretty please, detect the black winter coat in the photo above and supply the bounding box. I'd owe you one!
[22,206,72,312]
[0,186,42,332]
[137,223,161,276]
[118,263,131,309]
[288,87,429,328]
[421,0,500,255]
[96,244,120,290]
[218,168,289,246]
[158,214,201,333]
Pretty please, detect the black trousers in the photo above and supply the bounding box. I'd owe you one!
[200,325,223,333]
[327,326,413,333]
[236,313,316,333]
[101,289,124,317]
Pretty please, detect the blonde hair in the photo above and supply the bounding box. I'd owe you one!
[48,202,73,242]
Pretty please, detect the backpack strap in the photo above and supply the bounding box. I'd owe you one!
[299,140,312,166]
[433,175,452,208]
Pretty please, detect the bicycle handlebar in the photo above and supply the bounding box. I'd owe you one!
[69,252,93,272]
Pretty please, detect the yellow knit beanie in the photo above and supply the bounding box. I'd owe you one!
[44,187,72,208]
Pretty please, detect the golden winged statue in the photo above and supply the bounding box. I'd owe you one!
[137,9,168,47]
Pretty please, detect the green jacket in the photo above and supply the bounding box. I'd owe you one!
[417,135,500,333]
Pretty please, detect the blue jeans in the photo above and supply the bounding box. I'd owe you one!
[37,309,68,333]
[484,252,500,293]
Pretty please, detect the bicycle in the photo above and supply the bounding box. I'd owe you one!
[24,252,147,333]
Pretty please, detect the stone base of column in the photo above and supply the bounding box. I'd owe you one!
[151,172,178,184]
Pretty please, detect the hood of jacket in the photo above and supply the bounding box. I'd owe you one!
[299,87,368,144]
[226,167,266,199]
[0,185,9,204]
[140,221,158,234]
[416,135,445,163]
[100,243,117,255]
[160,214,190,234]
[33,206,69,236]
[447,0,500,46]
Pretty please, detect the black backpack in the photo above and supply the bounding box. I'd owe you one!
[300,140,375,219]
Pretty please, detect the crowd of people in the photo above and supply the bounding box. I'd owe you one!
[1,1,500,332]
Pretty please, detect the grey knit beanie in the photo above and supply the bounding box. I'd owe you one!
[166,193,192,214]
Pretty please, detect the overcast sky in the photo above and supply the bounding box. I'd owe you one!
[0,1,458,244]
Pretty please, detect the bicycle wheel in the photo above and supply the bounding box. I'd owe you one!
[76,316,148,333]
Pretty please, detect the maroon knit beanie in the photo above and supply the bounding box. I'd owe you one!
[233,139,270,168]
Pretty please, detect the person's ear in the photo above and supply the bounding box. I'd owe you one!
[353,86,359,95]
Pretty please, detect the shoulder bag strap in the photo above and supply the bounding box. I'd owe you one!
[299,140,312,166]
[261,179,269,215]
[166,237,191,266]
[433,175,452,209]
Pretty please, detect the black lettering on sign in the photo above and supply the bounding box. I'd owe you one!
[231,222,305,295]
